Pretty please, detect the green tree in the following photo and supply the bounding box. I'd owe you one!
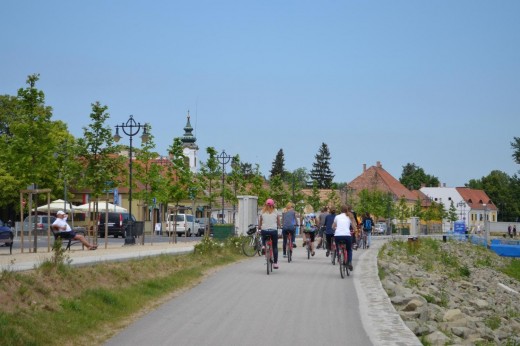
[399,163,440,190]
[198,147,221,215]
[268,174,290,207]
[447,200,458,229]
[395,197,411,230]
[270,149,286,178]
[511,137,520,166]
[77,102,123,211]
[412,198,423,218]
[310,143,334,188]
[306,181,322,212]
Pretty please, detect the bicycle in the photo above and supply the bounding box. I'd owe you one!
[286,231,293,263]
[330,236,336,265]
[357,230,367,250]
[337,240,350,278]
[265,234,274,275]
[242,225,262,257]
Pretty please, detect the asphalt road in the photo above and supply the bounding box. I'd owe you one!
[104,246,372,346]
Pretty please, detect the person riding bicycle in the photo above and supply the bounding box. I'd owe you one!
[317,206,328,249]
[259,198,280,269]
[361,212,374,248]
[281,202,297,258]
[303,213,318,256]
[324,207,336,257]
[332,205,354,271]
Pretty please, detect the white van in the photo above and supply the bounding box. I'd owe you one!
[166,214,197,237]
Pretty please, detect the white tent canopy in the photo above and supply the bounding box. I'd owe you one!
[36,199,73,212]
[74,201,128,213]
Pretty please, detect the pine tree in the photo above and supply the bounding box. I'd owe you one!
[310,143,334,188]
[270,149,285,178]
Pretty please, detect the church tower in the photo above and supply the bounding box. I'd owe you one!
[181,111,198,173]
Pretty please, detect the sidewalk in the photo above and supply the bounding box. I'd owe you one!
[0,241,197,272]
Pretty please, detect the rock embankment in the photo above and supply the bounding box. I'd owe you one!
[378,238,520,345]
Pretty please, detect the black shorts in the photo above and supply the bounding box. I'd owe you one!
[303,230,316,242]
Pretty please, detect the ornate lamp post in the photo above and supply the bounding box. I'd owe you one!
[457,201,466,223]
[217,150,231,224]
[113,115,149,245]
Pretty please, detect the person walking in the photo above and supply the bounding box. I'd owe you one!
[332,205,354,271]
[508,225,513,238]
[52,210,98,250]
[258,199,280,269]
[281,202,298,258]
[514,225,517,238]
[362,212,374,248]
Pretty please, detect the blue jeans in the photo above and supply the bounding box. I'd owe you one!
[261,229,279,264]
[334,235,352,264]
[282,228,296,254]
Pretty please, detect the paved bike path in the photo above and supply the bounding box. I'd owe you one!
[105,238,421,346]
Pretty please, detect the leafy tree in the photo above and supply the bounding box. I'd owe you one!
[412,198,423,218]
[399,163,440,190]
[306,181,322,212]
[198,147,221,215]
[324,190,341,211]
[268,174,290,207]
[512,137,520,166]
[447,200,458,229]
[310,143,334,188]
[248,164,269,206]
[395,196,411,230]
[466,170,519,221]
[226,155,248,223]
[77,102,123,203]
[270,149,286,178]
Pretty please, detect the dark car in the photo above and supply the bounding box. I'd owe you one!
[97,212,136,238]
[195,217,217,236]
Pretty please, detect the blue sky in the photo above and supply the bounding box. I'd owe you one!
[1,0,519,187]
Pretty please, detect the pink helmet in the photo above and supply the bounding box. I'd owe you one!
[266,198,275,206]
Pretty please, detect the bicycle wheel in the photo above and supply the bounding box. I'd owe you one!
[242,236,257,257]
[331,247,336,265]
[338,250,345,278]
[344,249,350,277]
[256,237,263,256]
[307,241,310,259]
[287,234,292,263]
[266,242,271,275]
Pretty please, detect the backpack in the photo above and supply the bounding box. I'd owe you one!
[364,218,372,231]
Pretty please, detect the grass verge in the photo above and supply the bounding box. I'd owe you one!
[0,236,244,346]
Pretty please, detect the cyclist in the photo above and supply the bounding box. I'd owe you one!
[317,206,328,249]
[332,205,354,271]
[361,212,374,248]
[281,202,297,258]
[324,207,336,257]
[303,213,318,256]
[258,198,280,269]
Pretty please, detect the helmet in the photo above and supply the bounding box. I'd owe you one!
[266,199,275,206]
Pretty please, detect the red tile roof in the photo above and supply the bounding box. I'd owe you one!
[456,187,496,211]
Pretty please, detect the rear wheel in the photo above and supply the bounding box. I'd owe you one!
[331,248,336,265]
[266,243,271,275]
[242,236,257,257]
[307,241,310,259]
[339,251,345,278]
[345,249,350,277]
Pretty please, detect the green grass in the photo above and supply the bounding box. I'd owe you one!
[0,236,243,346]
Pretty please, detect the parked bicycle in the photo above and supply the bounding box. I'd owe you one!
[337,240,350,278]
[265,234,274,275]
[242,225,262,257]
[357,230,367,250]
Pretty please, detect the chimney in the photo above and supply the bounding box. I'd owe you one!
[363,164,366,172]
[376,161,381,168]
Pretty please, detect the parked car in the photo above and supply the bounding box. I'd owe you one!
[23,215,57,234]
[98,212,136,238]
[374,222,387,234]
[166,214,197,237]
[195,217,217,236]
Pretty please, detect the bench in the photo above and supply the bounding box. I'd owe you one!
[0,228,14,255]
[52,228,86,251]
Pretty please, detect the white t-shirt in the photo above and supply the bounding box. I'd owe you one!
[52,217,71,232]
[333,213,352,237]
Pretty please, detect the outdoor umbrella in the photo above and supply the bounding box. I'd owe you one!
[36,199,73,212]
[74,201,128,213]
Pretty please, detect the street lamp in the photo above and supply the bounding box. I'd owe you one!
[217,150,231,224]
[114,115,149,245]
[457,201,466,223]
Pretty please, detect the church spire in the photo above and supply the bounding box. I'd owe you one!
[181,110,197,146]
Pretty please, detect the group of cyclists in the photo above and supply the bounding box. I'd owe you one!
[257,199,375,271]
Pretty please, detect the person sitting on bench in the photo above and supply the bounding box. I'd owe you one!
[52,210,97,250]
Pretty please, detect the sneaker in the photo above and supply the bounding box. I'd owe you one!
[261,246,265,255]
[348,263,353,271]
[326,250,330,257]
[273,263,279,269]
[311,251,315,256]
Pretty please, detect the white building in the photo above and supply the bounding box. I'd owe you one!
[180,111,198,173]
